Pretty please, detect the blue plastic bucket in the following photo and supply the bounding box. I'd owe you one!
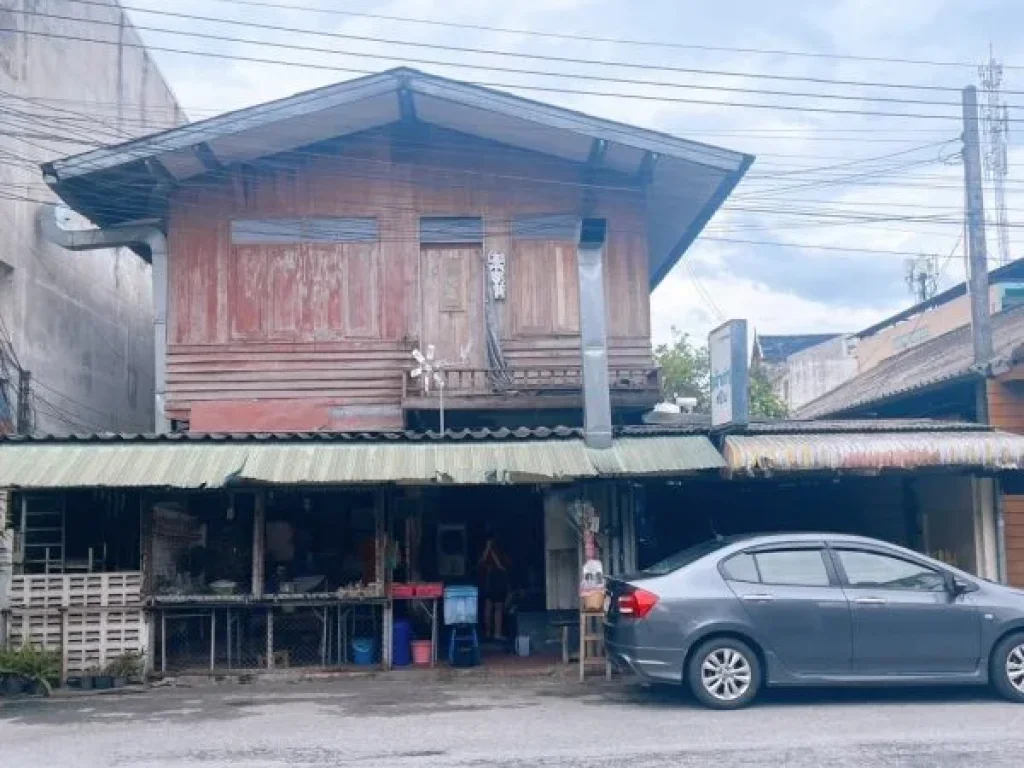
[351,637,376,666]
[392,619,412,667]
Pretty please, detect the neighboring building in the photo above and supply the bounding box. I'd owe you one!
[750,333,844,410]
[0,0,185,434]
[782,335,858,413]
[773,258,1024,414]
[854,261,1024,373]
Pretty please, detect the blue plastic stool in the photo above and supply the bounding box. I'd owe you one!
[447,623,480,667]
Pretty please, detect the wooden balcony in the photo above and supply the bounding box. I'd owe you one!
[401,366,661,411]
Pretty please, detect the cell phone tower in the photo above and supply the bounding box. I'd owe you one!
[980,49,1011,266]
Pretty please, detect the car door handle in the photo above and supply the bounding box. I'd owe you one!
[741,594,776,603]
[853,597,886,606]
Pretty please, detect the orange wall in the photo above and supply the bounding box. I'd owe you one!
[989,377,1024,586]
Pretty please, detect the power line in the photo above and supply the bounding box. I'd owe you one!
[6,25,1021,123]
[28,5,1024,114]
[54,1,1019,100]
[136,0,1024,72]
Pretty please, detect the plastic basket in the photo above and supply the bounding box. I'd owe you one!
[443,585,479,625]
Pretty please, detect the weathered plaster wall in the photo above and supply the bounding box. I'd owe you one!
[0,0,184,433]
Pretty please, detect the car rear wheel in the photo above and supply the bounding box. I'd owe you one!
[687,638,761,710]
[992,633,1024,703]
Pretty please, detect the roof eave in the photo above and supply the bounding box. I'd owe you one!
[649,152,754,290]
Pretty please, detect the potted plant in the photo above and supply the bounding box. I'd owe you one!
[0,645,60,696]
[93,664,114,690]
[76,667,97,691]
[105,652,144,687]
[0,648,28,696]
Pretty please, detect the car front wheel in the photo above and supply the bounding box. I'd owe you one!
[687,638,761,710]
[992,633,1024,703]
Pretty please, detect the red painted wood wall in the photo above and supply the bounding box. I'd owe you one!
[166,126,653,431]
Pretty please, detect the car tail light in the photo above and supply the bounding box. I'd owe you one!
[617,587,659,619]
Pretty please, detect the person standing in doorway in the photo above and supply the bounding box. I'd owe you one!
[478,529,510,640]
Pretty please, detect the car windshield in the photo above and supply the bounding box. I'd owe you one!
[641,538,731,576]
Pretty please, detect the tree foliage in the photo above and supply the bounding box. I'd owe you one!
[653,327,710,412]
[748,365,789,420]
[653,327,789,420]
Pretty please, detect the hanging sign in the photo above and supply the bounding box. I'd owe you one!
[709,319,749,430]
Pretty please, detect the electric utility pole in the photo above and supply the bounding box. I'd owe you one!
[963,86,994,371]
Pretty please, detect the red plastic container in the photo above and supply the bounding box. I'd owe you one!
[411,640,432,665]
[415,582,443,598]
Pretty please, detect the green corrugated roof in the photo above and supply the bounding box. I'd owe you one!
[0,436,723,489]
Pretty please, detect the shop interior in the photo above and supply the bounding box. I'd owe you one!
[390,486,551,664]
[13,490,142,574]
[8,483,591,672]
[640,472,982,574]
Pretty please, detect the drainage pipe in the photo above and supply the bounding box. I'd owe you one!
[39,207,169,433]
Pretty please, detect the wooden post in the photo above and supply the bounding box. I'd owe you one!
[252,492,265,598]
[59,608,69,686]
[266,607,274,670]
[160,610,167,674]
[376,490,393,670]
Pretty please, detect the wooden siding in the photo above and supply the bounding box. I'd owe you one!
[989,377,1024,586]
[166,125,653,429]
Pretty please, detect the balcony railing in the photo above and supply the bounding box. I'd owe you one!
[401,366,660,409]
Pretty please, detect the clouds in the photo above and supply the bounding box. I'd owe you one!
[123,0,1019,344]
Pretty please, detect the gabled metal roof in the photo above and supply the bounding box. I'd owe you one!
[41,67,752,288]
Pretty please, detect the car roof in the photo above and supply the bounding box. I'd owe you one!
[723,532,901,547]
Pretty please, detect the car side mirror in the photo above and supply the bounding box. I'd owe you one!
[945,574,971,596]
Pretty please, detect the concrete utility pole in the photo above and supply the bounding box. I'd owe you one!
[964,85,1004,585]
[963,86,994,370]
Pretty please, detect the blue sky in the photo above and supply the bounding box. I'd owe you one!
[124,0,1024,344]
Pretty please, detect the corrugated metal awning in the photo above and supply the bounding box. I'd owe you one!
[723,431,1024,476]
[0,435,722,489]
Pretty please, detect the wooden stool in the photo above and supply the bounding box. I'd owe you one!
[579,609,610,681]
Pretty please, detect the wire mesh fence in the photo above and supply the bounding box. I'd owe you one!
[156,603,387,673]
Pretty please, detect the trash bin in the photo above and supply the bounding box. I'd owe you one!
[352,637,376,666]
[393,619,412,667]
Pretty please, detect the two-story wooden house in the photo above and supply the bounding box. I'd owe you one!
[2,69,751,676]
[41,68,752,438]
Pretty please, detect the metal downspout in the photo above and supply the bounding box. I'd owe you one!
[38,207,170,433]
[577,218,612,449]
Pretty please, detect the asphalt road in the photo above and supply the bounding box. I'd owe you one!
[2,676,1023,767]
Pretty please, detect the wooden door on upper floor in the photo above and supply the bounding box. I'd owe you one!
[419,243,484,368]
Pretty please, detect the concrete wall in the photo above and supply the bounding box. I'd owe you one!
[781,335,858,412]
[855,284,1020,373]
[0,0,185,434]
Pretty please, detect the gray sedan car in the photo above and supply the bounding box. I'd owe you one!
[605,533,1024,709]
